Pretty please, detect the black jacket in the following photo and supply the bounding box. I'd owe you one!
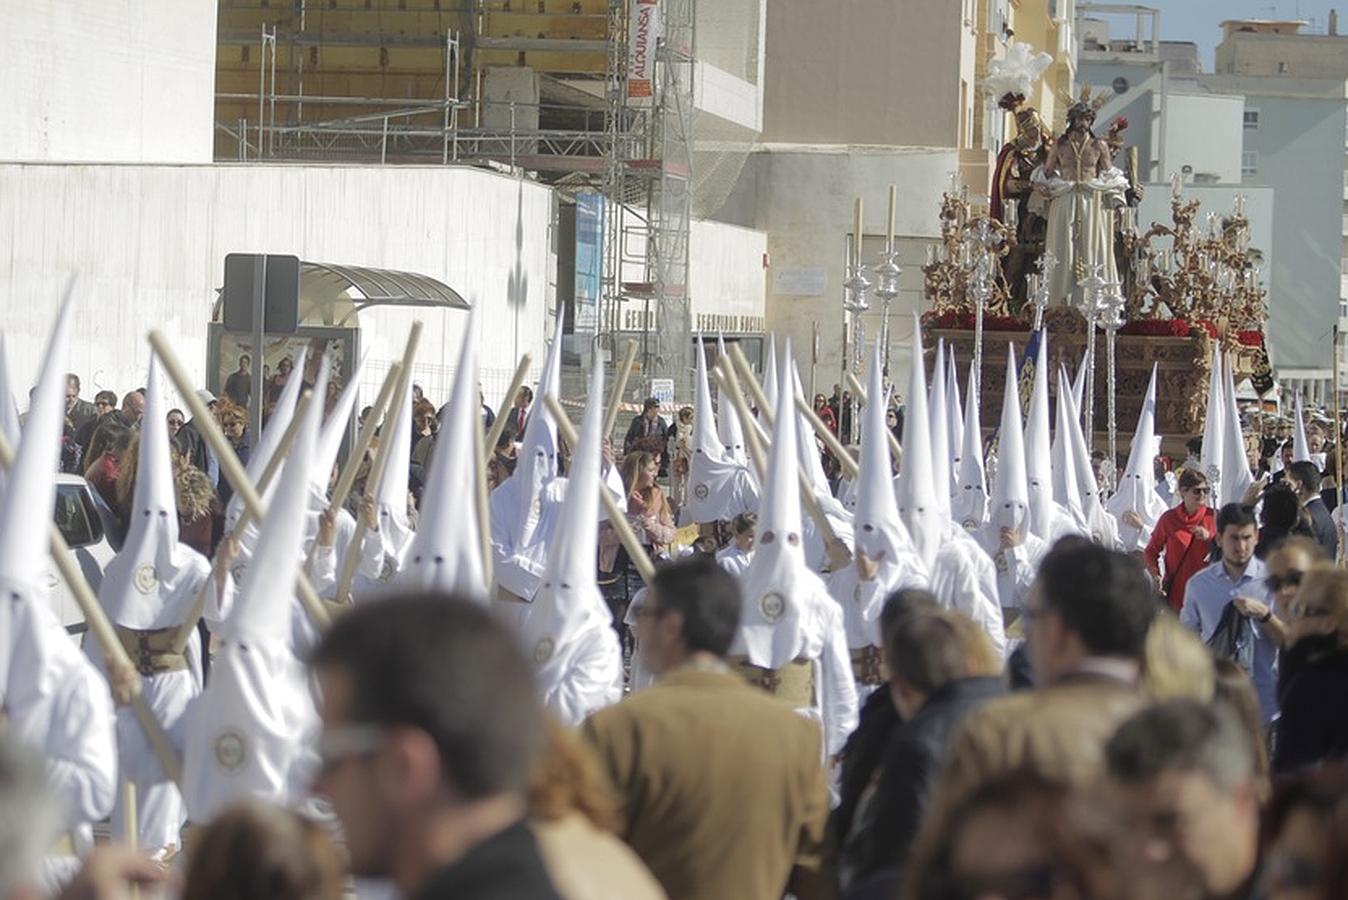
[834,687,902,849]
[411,820,562,900]
[843,676,1005,887]
[1274,634,1348,774]
[1304,496,1339,561]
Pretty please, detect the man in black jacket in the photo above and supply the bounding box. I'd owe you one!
[1288,460,1338,561]
[840,609,1005,898]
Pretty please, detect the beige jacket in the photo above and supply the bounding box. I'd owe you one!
[534,814,667,900]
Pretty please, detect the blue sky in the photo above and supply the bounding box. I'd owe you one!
[1093,1,1343,69]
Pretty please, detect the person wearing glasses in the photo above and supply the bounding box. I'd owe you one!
[1274,560,1348,773]
[1144,468,1216,612]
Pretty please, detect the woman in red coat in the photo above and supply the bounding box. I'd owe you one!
[1144,467,1217,611]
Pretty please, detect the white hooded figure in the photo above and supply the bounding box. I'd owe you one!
[1200,350,1226,502]
[212,347,312,622]
[306,354,384,598]
[946,348,964,490]
[1059,369,1122,550]
[976,349,1048,611]
[787,356,855,572]
[182,388,322,825]
[717,333,749,465]
[895,319,1006,659]
[397,310,488,600]
[1220,351,1255,507]
[371,371,415,582]
[729,338,857,759]
[1292,395,1311,464]
[1051,365,1089,535]
[827,341,928,695]
[1107,365,1168,551]
[682,335,759,525]
[0,335,20,493]
[491,335,566,601]
[517,356,623,725]
[760,335,779,428]
[87,358,210,855]
[1024,336,1080,544]
[0,297,116,886]
[1071,357,1087,413]
[928,340,954,523]
[950,357,989,531]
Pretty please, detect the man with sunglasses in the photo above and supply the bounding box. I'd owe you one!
[1180,503,1280,723]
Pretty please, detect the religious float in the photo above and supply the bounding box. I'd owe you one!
[868,45,1272,463]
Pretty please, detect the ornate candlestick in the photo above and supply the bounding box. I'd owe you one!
[1099,276,1127,496]
[873,250,902,376]
[1079,264,1108,448]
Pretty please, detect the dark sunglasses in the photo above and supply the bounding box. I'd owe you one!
[1266,570,1304,592]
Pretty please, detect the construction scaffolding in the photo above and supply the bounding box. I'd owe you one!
[214,0,695,400]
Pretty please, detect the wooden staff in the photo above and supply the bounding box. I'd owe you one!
[714,358,845,560]
[543,395,655,585]
[302,363,403,575]
[602,340,639,441]
[846,371,905,463]
[148,332,330,633]
[0,433,183,787]
[473,396,493,589]
[484,353,533,462]
[795,396,859,478]
[334,323,423,603]
[171,391,314,655]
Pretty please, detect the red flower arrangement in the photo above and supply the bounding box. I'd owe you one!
[1119,319,1194,338]
[1111,116,1129,132]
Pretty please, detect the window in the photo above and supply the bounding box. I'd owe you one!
[1244,109,1260,129]
[1278,61,1289,73]
[1242,151,1258,176]
[54,485,102,549]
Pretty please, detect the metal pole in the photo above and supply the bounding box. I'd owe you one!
[443,32,452,165]
[1084,325,1097,449]
[1106,326,1118,495]
[258,28,266,158]
[381,116,389,165]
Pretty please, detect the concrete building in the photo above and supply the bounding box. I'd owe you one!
[709,0,1077,387]
[1211,17,1348,398]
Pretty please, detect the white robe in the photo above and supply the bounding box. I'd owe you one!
[715,543,754,578]
[974,527,1048,611]
[928,526,1008,660]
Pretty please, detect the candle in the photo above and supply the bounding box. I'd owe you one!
[886,185,897,251]
[1005,201,1019,232]
[853,197,864,267]
[1171,173,1182,198]
[1234,195,1246,216]
[926,244,937,266]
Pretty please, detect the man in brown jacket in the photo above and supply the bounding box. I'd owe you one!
[935,539,1157,804]
[581,557,834,900]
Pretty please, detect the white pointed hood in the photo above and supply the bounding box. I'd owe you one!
[762,336,779,422]
[0,336,21,499]
[1071,357,1087,412]
[857,340,917,566]
[1024,334,1055,542]
[1059,366,1108,525]
[183,388,321,822]
[990,348,1031,531]
[1200,349,1226,497]
[399,309,487,599]
[0,291,74,703]
[951,356,988,530]
[1220,351,1254,506]
[1051,366,1087,528]
[0,336,19,447]
[517,331,564,492]
[788,355,831,495]
[947,347,964,469]
[717,333,748,463]
[685,335,758,524]
[1106,364,1167,549]
[1292,395,1311,463]
[735,338,817,668]
[521,355,612,682]
[225,347,309,530]
[310,353,368,503]
[929,340,953,521]
[374,368,414,560]
[895,318,945,570]
[99,357,208,627]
